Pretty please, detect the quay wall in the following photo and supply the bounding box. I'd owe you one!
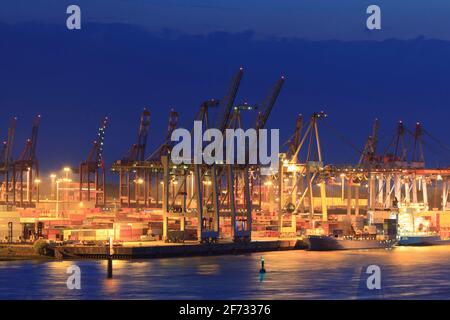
[54,239,307,260]
[0,244,46,260]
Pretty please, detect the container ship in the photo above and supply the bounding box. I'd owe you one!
[307,235,394,251]
[306,215,397,251]
[397,234,450,246]
[396,205,450,246]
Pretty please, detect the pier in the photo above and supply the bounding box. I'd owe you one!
[50,239,305,260]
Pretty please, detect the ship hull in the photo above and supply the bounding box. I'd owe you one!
[307,235,394,251]
[397,235,450,246]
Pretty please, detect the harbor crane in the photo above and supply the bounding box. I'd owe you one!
[12,115,41,207]
[280,111,328,221]
[126,108,151,162]
[287,115,304,160]
[194,67,244,243]
[359,118,379,168]
[117,108,151,206]
[79,117,108,207]
[219,74,285,242]
[411,122,425,167]
[142,109,180,208]
[0,117,17,204]
[159,67,245,243]
[147,109,179,161]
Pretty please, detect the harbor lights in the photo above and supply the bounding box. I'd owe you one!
[63,166,71,179]
[287,163,300,172]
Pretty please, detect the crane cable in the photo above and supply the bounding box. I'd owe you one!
[320,121,364,157]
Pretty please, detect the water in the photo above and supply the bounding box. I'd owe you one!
[1,246,450,300]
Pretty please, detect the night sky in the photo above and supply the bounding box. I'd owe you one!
[1,1,450,176]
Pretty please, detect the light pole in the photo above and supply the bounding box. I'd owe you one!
[56,178,72,216]
[172,179,178,203]
[136,178,144,205]
[34,179,41,203]
[340,173,346,202]
[50,174,57,200]
[26,167,31,202]
[63,167,71,203]
[64,178,72,202]
[56,179,61,216]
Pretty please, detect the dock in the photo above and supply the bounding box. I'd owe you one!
[50,239,307,260]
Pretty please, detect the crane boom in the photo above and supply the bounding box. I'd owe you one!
[216,67,244,133]
[86,117,108,168]
[358,118,379,167]
[18,115,41,162]
[123,108,151,162]
[288,114,303,158]
[0,117,16,168]
[166,109,179,142]
[412,122,425,164]
[147,109,180,160]
[136,108,151,161]
[255,75,285,130]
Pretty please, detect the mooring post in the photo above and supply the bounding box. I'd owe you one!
[260,256,266,274]
[107,236,114,279]
[7,222,13,244]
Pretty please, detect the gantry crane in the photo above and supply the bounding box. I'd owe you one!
[140,109,180,208]
[281,114,304,215]
[287,115,304,160]
[126,108,151,162]
[147,109,179,161]
[79,117,108,207]
[160,68,244,243]
[12,115,41,207]
[218,75,285,242]
[359,118,380,168]
[0,117,17,203]
[282,111,328,220]
[384,120,407,166]
[160,99,220,241]
[194,67,244,243]
[117,108,151,207]
[411,122,425,167]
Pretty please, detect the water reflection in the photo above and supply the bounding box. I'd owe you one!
[259,273,266,282]
[0,246,450,299]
